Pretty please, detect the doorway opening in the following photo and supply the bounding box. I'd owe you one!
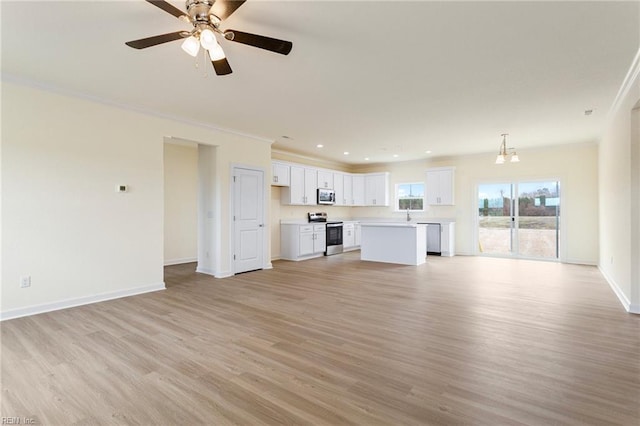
[478,180,560,260]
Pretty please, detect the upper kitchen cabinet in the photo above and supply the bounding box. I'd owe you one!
[271,161,290,186]
[282,165,318,205]
[317,170,334,189]
[426,167,455,205]
[333,172,345,206]
[365,172,390,206]
[352,174,365,206]
[343,174,354,206]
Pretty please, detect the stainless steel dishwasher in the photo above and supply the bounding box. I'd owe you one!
[426,223,441,255]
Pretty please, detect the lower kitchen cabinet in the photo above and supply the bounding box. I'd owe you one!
[281,223,326,260]
[343,222,360,251]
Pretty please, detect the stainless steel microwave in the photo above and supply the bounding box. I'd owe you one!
[317,188,335,205]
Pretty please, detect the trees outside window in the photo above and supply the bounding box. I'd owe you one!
[396,183,424,211]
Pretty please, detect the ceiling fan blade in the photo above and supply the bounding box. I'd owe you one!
[212,58,233,76]
[145,0,187,19]
[225,30,292,55]
[125,31,187,49]
[211,0,246,21]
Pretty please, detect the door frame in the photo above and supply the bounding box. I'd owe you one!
[474,177,565,262]
[229,163,271,274]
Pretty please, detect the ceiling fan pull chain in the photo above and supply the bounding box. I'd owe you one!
[202,48,208,78]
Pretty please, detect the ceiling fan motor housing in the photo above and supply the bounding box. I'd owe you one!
[185,0,220,25]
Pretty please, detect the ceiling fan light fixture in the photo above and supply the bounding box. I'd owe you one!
[200,28,218,50]
[181,35,200,57]
[208,43,226,61]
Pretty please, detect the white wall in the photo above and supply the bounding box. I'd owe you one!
[163,141,198,265]
[598,55,640,313]
[1,81,272,319]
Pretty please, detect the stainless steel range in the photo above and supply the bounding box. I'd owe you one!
[308,212,344,256]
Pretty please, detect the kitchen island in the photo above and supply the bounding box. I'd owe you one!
[360,223,427,265]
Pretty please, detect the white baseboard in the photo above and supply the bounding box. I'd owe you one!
[263,262,273,270]
[564,258,597,266]
[0,282,166,322]
[196,265,233,278]
[164,257,197,266]
[196,266,215,276]
[598,266,639,314]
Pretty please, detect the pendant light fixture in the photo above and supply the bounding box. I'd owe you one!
[495,133,520,164]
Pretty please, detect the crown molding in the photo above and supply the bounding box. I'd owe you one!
[271,148,351,171]
[609,46,640,118]
[1,73,274,144]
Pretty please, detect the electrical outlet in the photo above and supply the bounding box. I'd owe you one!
[20,276,31,288]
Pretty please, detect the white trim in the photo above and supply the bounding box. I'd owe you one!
[564,258,597,266]
[164,257,197,266]
[271,149,350,170]
[0,282,165,322]
[609,47,640,118]
[2,74,273,144]
[598,266,639,314]
[196,266,215,276]
[215,271,234,279]
[263,262,274,270]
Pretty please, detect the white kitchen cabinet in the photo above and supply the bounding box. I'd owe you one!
[281,223,326,260]
[282,165,318,205]
[333,172,345,206]
[343,174,353,206]
[426,167,455,205]
[354,223,361,246]
[364,172,389,206]
[271,161,290,186]
[352,174,365,206]
[343,222,356,249]
[317,170,334,189]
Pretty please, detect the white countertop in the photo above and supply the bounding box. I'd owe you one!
[281,217,455,225]
[360,222,426,228]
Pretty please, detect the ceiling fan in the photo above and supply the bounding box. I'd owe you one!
[125,0,293,76]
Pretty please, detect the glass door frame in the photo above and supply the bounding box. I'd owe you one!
[475,178,563,262]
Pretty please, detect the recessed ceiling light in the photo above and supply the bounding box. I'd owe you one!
[393,154,399,158]
[343,151,349,155]
[364,157,370,161]
[316,144,323,148]
[425,150,432,154]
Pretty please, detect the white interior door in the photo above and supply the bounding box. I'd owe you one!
[233,167,264,274]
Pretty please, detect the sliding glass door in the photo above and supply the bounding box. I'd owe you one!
[478,181,560,259]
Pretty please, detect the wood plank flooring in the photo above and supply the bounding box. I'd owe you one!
[1,253,639,425]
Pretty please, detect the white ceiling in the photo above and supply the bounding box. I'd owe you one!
[2,1,639,164]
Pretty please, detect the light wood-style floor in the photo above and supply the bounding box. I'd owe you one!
[2,253,639,425]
